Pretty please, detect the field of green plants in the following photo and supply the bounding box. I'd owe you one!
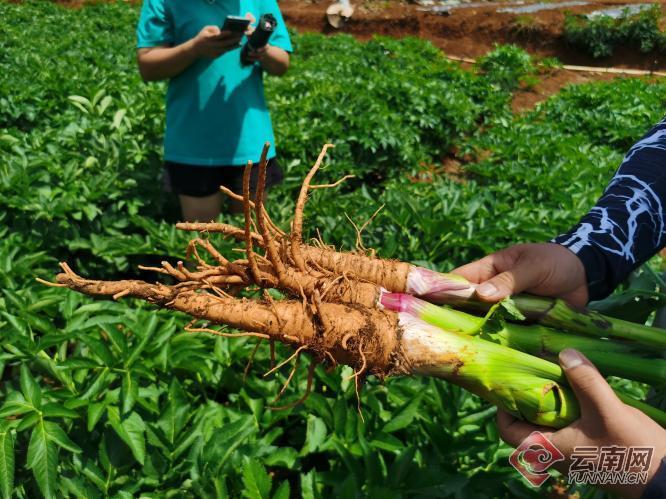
[564,5,666,58]
[2,1,666,498]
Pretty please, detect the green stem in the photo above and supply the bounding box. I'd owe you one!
[408,269,666,349]
[399,314,580,428]
[512,295,666,350]
[418,301,666,386]
[416,308,666,426]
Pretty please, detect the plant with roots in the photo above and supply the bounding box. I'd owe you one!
[46,144,666,429]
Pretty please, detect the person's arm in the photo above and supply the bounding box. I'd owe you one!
[454,119,666,304]
[137,27,243,82]
[552,121,666,301]
[499,349,666,498]
[243,44,290,76]
[243,0,292,76]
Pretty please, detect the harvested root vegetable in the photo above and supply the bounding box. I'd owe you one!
[55,265,581,427]
[47,144,666,429]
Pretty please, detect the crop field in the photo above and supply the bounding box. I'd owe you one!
[2,1,666,498]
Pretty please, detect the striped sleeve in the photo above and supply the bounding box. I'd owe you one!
[553,118,666,300]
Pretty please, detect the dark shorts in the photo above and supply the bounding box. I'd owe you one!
[163,158,284,198]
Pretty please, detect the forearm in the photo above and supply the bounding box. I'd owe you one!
[553,120,666,300]
[137,40,198,81]
[258,45,289,76]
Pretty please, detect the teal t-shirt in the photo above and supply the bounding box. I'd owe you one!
[136,0,292,166]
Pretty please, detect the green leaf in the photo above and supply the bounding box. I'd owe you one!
[383,394,423,433]
[0,422,14,499]
[203,417,255,474]
[106,407,146,465]
[112,109,127,129]
[300,471,319,499]
[80,459,106,493]
[43,422,81,453]
[370,432,404,452]
[387,446,417,487]
[56,357,101,370]
[0,400,35,418]
[120,371,138,414]
[300,415,327,455]
[78,367,112,401]
[27,421,57,499]
[263,447,298,468]
[20,364,41,409]
[60,475,97,499]
[0,134,19,145]
[272,480,290,499]
[81,336,116,367]
[242,458,272,499]
[97,95,113,115]
[67,95,92,113]
[41,403,80,419]
[499,297,526,321]
[87,402,107,432]
[16,412,40,432]
[157,379,190,445]
[101,325,127,356]
[126,314,158,367]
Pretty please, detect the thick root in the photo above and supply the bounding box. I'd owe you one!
[55,271,402,377]
[174,222,411,294]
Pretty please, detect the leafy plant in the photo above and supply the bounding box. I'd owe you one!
[564,5,666,58]
[476,44,536,92]
[2,1,666,497]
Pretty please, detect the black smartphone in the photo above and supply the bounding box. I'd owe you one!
[222,15,251,33]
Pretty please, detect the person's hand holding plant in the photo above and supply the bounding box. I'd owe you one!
[455,243,666,497]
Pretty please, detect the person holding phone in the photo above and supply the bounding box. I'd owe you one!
[136,1,292,221]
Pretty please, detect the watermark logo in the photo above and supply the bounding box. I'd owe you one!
[568,446,653,485]
[510,433,655,487]
[509,431,565,487]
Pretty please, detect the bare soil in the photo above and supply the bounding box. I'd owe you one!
[282,0,666,67]
[281,0,666,109]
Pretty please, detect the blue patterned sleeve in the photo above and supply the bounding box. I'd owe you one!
[553,119,666,301]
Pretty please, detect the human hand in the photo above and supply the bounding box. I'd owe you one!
[499,349,666,498]
[453,242,589,307]
[244,12,257,36]
[242,12,268,63]
[191,26,243,58]
[243,44,269,63]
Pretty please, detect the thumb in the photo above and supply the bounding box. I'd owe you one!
[475,259,541,301]
[559,349,622,418]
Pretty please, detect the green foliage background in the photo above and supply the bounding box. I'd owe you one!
[2,1,666,497]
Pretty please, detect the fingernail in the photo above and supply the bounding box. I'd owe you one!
[477,282,497,297]
[559,348,584,369]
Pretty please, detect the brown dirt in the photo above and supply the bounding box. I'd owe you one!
[281,0,666,109]
[511,67,618,111]
[282,0,666,66]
